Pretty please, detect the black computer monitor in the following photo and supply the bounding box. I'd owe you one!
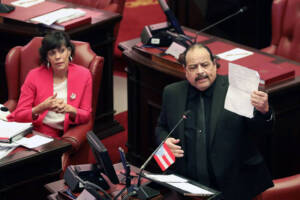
[86,131,120,185]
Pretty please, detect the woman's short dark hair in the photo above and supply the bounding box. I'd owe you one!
[39,31,75,65]
[178,43,220,68]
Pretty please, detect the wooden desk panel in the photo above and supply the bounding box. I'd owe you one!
[119,33,300,179]
[0,0,123,138]
[0,138,71,200]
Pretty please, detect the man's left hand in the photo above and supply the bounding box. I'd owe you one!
[251,91,269,114]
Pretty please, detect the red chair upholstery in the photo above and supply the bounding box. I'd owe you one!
[261,0,300,62]
[254,174,300,200]
[4,37,104,171]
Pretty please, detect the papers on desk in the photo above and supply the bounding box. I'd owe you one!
[217,48,253,61]
[0,115,32,143]
[0,120,32,143]
[0,145,18,160]
[145,174,187,183]
[144,173,214,197]
[225,63,260,118]
[15,134,53,148]
[30,8,86,26]
[0,134,53,159]
[169,182,213,196]
[165,42,186,59]
[12,0,45,8]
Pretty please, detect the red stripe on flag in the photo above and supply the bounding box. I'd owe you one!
[162,155,171,166]
[154,155,167,171]
[163,143,175,162]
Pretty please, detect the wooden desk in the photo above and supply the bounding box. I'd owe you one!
[0,138,71,200]
[119,31,300,179]
[44,163,213,200]
[0,0,123,138]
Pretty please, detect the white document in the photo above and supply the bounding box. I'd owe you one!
[15,134,53,149]
[217,48,253,61]
[0,120,32,141]
[144,173,188,183]
[165,42,187,59]
[224,63,260,118]
[0,145,17,160]
[11,0,44,8]
[168,182,213,195]
[30,8,86,26]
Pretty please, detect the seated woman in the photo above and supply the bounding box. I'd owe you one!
[7,31,92,138]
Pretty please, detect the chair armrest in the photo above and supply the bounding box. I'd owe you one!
[261,45,277,54]
[3,99,18,112]
[61,120,93,153]
[260,174,300,200]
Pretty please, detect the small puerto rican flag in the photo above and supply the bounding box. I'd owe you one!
[154,143,175,171]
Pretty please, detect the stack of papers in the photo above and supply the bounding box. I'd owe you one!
[0,120,32,143]
[144,173,214,196]
[30,8,86,26]
[11,0,45,8]
[217,48,253,61]
[0,134,53,160]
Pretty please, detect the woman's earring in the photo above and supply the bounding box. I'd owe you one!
[69,55,73,62]
[47,61,50,69]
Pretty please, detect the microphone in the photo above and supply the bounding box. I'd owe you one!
[137,110,191,186]
[194,6,248,43]
[158,0,184,34]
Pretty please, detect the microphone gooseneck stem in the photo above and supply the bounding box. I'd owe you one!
[194,7,247,42]
[200,8,245,33]
[137,115,186,187]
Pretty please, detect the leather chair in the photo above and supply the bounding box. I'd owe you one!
[261,0,300,62]
[4,37,104,171]
[254,174,300,200]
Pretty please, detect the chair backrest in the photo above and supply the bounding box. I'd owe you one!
[61,0,126,14]
[5,37,104,119]
[270,0,300,62]
[256,174,300,200]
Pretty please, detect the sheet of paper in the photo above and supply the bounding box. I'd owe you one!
[15,134,53,148]
[224,63,260,118]
[144,173,188,183]
[30,8,86,25]
[0,145,17,160]
[0,120,32,139]
[217,48,253,61]
[165,42,186,59]
[168,182,213,195]
[11,0,44,8]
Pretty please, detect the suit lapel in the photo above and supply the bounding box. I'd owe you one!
[209,76,228,147]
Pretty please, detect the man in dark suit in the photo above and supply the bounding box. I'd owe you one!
[155,43,274,200]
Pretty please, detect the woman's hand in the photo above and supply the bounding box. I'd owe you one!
[32,93,59,116]
[53,102,77,121]
[165,137,184,158]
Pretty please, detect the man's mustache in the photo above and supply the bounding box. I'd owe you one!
[195,73,208,82]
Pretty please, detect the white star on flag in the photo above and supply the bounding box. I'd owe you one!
[154,142,175,171]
